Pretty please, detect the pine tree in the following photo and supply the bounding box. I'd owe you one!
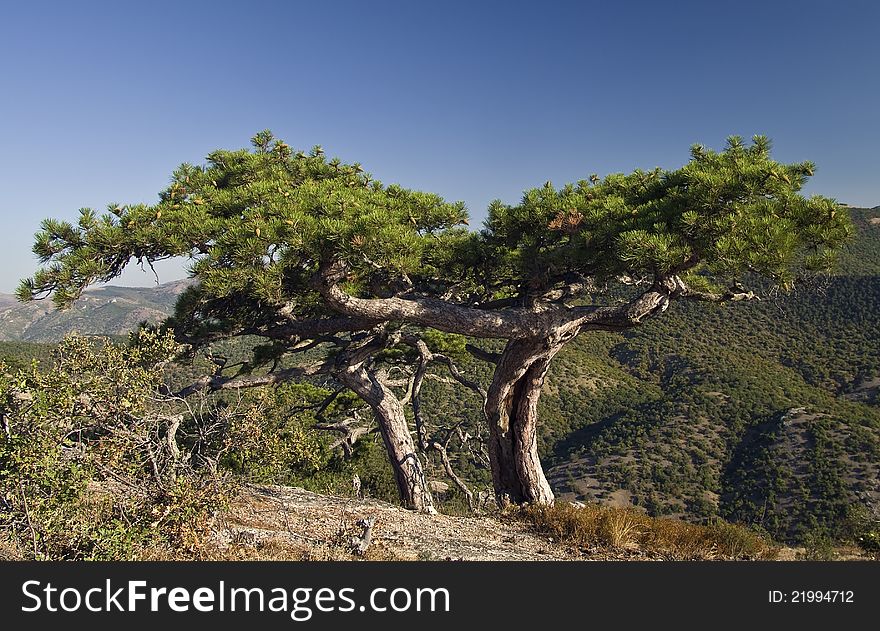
[20,133,852,508]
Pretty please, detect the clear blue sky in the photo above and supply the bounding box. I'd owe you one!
[1,0,878,293]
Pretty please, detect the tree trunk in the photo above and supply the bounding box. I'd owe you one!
[338,363,435,513]
[484,337,561,505]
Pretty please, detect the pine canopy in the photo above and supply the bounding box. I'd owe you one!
[19,133,852,338]
[479,135,851,300]
[19,131,470,339]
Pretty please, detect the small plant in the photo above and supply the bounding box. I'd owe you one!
[842,505,880,559]
[599,509,643,549]
[800,530,836,561]
[856,529,880,559]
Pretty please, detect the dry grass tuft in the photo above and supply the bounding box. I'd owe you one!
[515,502,778,560]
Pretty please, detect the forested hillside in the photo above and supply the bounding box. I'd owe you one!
[535,206,880,542]
[540,275,880,542]
[837,207,880,275]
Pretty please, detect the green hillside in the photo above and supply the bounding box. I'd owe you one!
[539,277,879,541]
[410,206,880,543]
[533,207,880,543]
[837,206,880,275]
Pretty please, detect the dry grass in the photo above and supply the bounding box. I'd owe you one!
[3,483,782,561]
[134,529,410,561]
[0,539,24,561]
[514,502,779,560]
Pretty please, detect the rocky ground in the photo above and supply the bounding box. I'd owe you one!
[212,485,877,561]
[214,484,707,561]
[215,484,577,561]
[1,483,870,561]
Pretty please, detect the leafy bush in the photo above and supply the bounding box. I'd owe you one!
[800,530,836,561]
[0,331,229,559]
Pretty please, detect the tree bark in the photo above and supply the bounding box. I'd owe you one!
[338,360,435,513]
[484,337,562,505]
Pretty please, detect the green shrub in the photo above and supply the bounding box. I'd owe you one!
[0,331,228,559]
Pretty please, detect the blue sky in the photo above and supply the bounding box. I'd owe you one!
[1,0,878,293]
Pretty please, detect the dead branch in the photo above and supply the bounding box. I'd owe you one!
[169,360,335,399]
[430,432,475,511]
[351,515,376,556]
[313,411,373,457]
[465,343,501,364]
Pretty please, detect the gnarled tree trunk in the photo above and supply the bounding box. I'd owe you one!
[318,262,689,508]
[338,360,435,513]
[484,336,563,505]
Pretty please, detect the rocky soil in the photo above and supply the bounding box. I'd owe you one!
[215,484,579,561]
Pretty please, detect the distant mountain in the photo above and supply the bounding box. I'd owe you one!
[0,279,192,342]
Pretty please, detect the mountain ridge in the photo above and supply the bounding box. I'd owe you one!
[0,278,192,342]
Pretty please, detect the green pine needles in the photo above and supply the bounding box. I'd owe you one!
[20,130,468,314]
[19,133,851,317]
[480,135,851,298]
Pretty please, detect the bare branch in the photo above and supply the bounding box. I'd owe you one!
[430,437,475,511]
[314,411,373,457]
[170,360,335,399]
[574,275,686,332]
[264,315,383,340]
[433,353,488,404]
[395,332,485,511]
[314,387,346,420]
[678,283,760,302]
[465,343,501,364]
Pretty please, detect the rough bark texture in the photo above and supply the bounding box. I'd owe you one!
[511,354,556,504]
[321,277,548,338]
[338,361,435,513]
[485,337,562,505]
